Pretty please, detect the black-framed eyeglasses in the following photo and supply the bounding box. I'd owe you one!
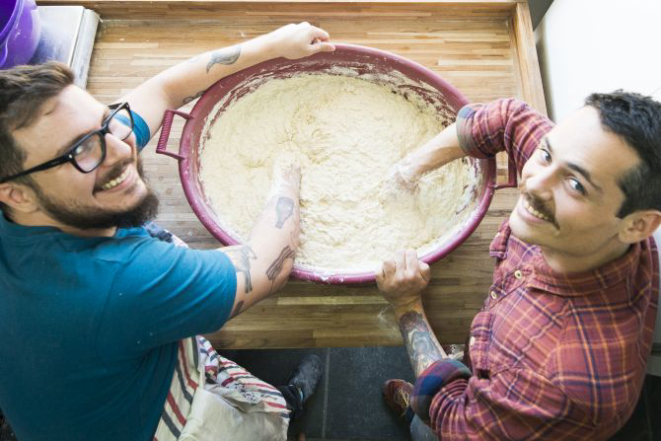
[0,102,134,184]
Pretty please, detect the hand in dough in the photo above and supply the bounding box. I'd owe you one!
[271,154,302,194]
[378,162,419,204]
[389,161,419,191]
[266,22,336,60]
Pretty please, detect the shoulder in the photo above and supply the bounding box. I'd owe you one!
[458,99,552,130]
[90,228,159,263]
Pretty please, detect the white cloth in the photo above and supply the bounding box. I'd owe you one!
[153,336,289,441]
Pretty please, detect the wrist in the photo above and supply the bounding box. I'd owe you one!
[246,34,279,62]
[392,298,424,319]
[267,182,300,200]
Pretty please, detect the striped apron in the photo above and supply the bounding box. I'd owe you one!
[152,336,290,441]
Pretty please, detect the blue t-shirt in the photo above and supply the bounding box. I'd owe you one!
[0,111,237,440]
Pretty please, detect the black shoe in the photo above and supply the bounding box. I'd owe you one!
[0,409,18,441]
[287,354,323,403]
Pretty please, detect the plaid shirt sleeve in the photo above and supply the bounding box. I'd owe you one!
[456,98,553,176]
[410,359,472,424]
[411,362,593,440]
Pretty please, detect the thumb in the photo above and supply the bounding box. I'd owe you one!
[375,262,385,285]
[419,262,431,282]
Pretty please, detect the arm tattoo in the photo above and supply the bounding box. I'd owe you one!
[399,311,443,375]
[206,46,241,73]
[266,245,296,284]
[183,90,204,104]
[229,300,244,319]
[223,245,256,293]
[275,197,295,229]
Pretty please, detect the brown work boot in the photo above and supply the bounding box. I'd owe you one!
[382,379,415,423]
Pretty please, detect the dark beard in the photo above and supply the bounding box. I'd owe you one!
[33,160,160,231]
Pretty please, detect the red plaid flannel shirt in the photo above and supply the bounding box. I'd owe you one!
[411,99,659,440]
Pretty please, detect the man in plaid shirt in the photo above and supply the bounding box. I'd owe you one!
[377,92,661,440]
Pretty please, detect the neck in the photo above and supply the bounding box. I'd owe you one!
[7,210,117,238]
[541,239,631,274]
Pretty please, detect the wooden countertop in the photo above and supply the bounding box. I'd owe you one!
[41,0,544,348]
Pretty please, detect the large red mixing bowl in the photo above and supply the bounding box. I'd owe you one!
[157,44,515,284]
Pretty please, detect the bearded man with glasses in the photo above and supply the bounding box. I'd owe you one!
[0,22,333,441]
[0,102,157,230]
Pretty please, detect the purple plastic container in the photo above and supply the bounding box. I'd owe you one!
[0,0,40,69]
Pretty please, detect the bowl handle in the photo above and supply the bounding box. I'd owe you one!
[156,109,192,161]
[494,155,518,190]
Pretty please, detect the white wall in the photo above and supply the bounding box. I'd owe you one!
[536,0,661,374]
[535,0,661,121]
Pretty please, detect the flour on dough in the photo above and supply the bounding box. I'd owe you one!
[200,74,479,272]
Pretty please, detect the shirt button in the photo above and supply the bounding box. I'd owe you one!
[490,291,497,300]
[514,270,523,280]
[469,336,476,347]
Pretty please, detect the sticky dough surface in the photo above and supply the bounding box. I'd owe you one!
[200,74,478,272]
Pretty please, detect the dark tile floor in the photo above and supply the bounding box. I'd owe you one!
[220,347,661,441]
[1,348,659,440]
[219,347,415,441]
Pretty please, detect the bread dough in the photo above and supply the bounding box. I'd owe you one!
[199,74,479,272]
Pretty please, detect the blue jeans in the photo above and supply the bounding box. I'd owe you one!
[410,415,438,441]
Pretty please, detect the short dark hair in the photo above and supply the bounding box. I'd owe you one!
[585,90,661,218]
[0,62,74,212]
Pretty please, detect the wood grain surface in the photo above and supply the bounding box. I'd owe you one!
[49,1,544,348]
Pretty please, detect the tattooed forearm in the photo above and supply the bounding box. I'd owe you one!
[223,245,257,293]
[266,245,296,282]
[229,300,244,319]
[399,311,444,376]
[275,197,295,229]
[183,90,204,104]
[206,46,241,73]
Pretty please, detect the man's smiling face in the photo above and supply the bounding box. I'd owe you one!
[510,105,641,259]
[11,85,157,231]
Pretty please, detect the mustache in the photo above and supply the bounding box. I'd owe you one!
[94,158,135,192]
[523,192,559,228]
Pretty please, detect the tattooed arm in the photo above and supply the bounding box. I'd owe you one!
[118,22,334,138]
[376,250,447,377]
[223,161,301,319]
[385,123,466,194]
[397,306,447,377]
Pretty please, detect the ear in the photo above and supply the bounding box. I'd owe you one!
[618,210,661,244]
[0,183,40,214]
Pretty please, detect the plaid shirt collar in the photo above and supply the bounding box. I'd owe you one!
[492,222,645,297]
